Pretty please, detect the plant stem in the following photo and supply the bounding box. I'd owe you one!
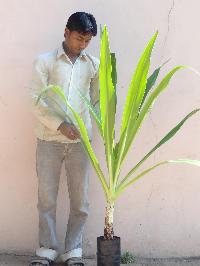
[104,201,114,239]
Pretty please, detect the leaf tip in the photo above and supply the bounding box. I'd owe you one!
[154,30,158,41]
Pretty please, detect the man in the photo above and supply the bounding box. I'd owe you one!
[30,12,99,266]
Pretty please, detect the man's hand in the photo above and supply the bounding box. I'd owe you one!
[58,122,80,140]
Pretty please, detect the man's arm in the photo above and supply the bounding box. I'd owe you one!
[30,56,80,140]
[30,56,64,131]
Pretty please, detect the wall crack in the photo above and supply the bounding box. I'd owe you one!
[160,0,175,62]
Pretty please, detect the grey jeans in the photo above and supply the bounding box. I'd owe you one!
[36,138,90,256]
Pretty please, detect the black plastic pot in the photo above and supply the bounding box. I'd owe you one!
[97,236,121,266]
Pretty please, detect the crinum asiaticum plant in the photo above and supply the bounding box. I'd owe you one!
[37,25,200,240]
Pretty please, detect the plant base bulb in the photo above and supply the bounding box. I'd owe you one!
[104,201,114,239]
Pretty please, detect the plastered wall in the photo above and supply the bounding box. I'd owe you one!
[1,0,200,258]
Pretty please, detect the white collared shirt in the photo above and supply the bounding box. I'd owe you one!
[31,44,100,143]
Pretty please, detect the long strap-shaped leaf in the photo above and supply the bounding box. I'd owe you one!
[100,25,117,187]
[119,32,158,136]
[36,85,67,105]
[66,102,109,198]
[115,159,200,198]
[120,66,185,165]
[111,53,117,90]
[37,85,110,198]
[78,90,102,136]
[36,85,74,123]
[139,59,170,112]
[114,32,158,182]
[118,108,200,189]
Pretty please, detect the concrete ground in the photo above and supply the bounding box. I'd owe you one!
[1,254,200,266]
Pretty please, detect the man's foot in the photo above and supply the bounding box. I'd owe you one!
[64,257,84,266]
[29,257,53,266]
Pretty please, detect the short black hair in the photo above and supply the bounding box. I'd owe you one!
[66,12,97,36]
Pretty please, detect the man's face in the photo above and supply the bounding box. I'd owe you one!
[64,28,93,55]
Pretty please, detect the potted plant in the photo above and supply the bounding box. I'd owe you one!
[37,25,200,266]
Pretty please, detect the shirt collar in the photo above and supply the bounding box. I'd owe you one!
[56,44,87,60]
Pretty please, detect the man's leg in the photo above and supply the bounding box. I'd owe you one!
[60,142,90,262]
[35,139,65,261]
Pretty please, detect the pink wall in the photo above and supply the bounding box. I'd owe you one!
[1,0,200,258]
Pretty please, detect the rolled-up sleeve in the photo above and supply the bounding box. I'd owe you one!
[30,56,63,131]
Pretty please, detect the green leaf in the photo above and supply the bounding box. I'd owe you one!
[111,53,117,122]
[66,101,109,197]
[139,59,170,111]
[111,53,117,89]
[169,159,200,166]
[37,85,109,198]
[116,159,200,197]
[99,25,117,185]
[118,108,200,188]
[78,90,102,136]
[120,32,158,137]
[36,85,74,123]
[114,32,158,182]
[140,67,160,109]
[120,66,185,164]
